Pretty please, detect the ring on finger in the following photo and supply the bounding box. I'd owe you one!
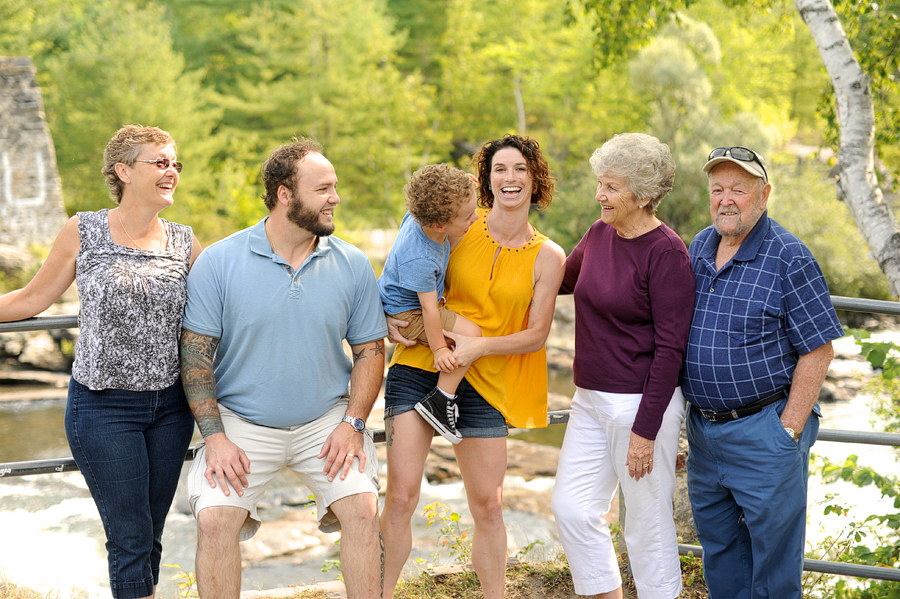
[346,453,354,460]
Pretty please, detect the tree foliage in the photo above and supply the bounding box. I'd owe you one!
[768,159,891,299]
[0,0,894,297]
[828,0,900,165]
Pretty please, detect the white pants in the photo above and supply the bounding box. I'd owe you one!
[551,387,686,599]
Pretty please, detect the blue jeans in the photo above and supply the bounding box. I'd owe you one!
[686,399,820,599]
[66,378,195,599]
[384,365,508,437]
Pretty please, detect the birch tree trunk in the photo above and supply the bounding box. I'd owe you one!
[795,0,900,296]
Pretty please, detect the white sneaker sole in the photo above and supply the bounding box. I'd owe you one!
[414,401,463,444]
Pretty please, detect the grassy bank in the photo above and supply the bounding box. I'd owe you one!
[2,553,707,599]
[278,553,708,599]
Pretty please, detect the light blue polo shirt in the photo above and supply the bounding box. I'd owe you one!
[184,218,388,427]
[378,211,450,315]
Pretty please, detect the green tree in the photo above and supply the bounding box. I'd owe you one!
[439,0,642,160]
[571,0,900,296]
[767,159,892,299]
[620,12,778,240]
[0,0,223,240]
[437,0,647,249]
[386,0,450,81]
[170,0,444,229]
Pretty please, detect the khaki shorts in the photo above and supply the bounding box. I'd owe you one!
[188,399,380,540]
[392,308,458,347]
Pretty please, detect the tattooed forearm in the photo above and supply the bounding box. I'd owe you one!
[191,400,226,437]
[180,329,223,438]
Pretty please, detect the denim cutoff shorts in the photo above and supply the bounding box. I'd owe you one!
[384,364,508,438]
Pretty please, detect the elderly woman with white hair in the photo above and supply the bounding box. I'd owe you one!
[551,133,696,599]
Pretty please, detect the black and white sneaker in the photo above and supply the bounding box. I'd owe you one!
[415,387,462,444]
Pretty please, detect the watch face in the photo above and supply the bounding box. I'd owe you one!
[344,416,365,432]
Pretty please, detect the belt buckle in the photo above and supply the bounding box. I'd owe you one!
[700,408,720,422]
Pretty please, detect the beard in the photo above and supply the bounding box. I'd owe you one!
[713,195,766,238]
[287,195,335,237]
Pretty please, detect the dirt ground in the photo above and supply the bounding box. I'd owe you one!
[504,553,708,599]
[274,552,708,599]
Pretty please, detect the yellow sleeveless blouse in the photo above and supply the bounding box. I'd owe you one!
[390,209,549,429]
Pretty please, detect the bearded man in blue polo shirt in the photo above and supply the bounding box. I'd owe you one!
[681,146,844,599]
[179,138,388,599]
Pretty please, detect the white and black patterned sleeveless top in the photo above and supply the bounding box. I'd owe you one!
[73,209,193,391]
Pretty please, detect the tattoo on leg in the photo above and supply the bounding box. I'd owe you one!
[379,530,385,597]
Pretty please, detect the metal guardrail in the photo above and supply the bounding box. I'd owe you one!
[1,296,899,584]
[0,313,78,332]
[677,544,900,583]
[0,294,893,331]
[4,409,900,474]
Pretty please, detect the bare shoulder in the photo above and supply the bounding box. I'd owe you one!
[190,235,203,267]
[536,238,566,271]
[62,214,80,234]
[533,238,565,292]
[53,215,82,253]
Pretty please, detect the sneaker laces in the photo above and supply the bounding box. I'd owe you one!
[446,399,459,429]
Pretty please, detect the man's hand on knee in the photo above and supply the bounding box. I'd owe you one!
[204,433,251,496]
[318,425,367,482]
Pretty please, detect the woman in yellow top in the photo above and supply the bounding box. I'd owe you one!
[380,134,566,599]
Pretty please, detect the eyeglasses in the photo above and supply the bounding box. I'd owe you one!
[134,158,184,173]
[708,147,767,180]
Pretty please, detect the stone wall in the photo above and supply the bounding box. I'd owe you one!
[0,57,67,249]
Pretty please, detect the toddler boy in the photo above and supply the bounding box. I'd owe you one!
[378,164,481,443]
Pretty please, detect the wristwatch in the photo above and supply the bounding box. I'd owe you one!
[341,415,366,433]
[783,426,800,440]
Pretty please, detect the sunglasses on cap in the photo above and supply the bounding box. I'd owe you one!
[134,158,184,173]
[708,146,767,180]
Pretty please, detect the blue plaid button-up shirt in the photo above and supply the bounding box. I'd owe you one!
[681,212,843,411]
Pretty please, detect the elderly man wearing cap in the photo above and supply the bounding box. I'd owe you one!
[680,146,843,598]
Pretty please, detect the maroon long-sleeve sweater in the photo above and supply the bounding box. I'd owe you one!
[560,219,696,439]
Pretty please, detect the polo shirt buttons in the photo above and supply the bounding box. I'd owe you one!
[709,286,714,292]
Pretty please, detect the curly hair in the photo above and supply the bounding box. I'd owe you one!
[101,125,176,203]
[472,134,555,210]
[260,137,324,210]
[405,164,476,228]
[589,133,675,213]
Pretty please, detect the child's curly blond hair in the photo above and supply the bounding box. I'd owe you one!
[405,164,476,228]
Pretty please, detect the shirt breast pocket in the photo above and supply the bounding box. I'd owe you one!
[727,298,782,344]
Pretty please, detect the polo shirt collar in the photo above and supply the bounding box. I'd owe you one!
[249,218,272,258]
[732,210,770,262]
[248,216,333,263]
[698,210,771,263]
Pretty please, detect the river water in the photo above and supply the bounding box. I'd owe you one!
[0,334,896,597]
